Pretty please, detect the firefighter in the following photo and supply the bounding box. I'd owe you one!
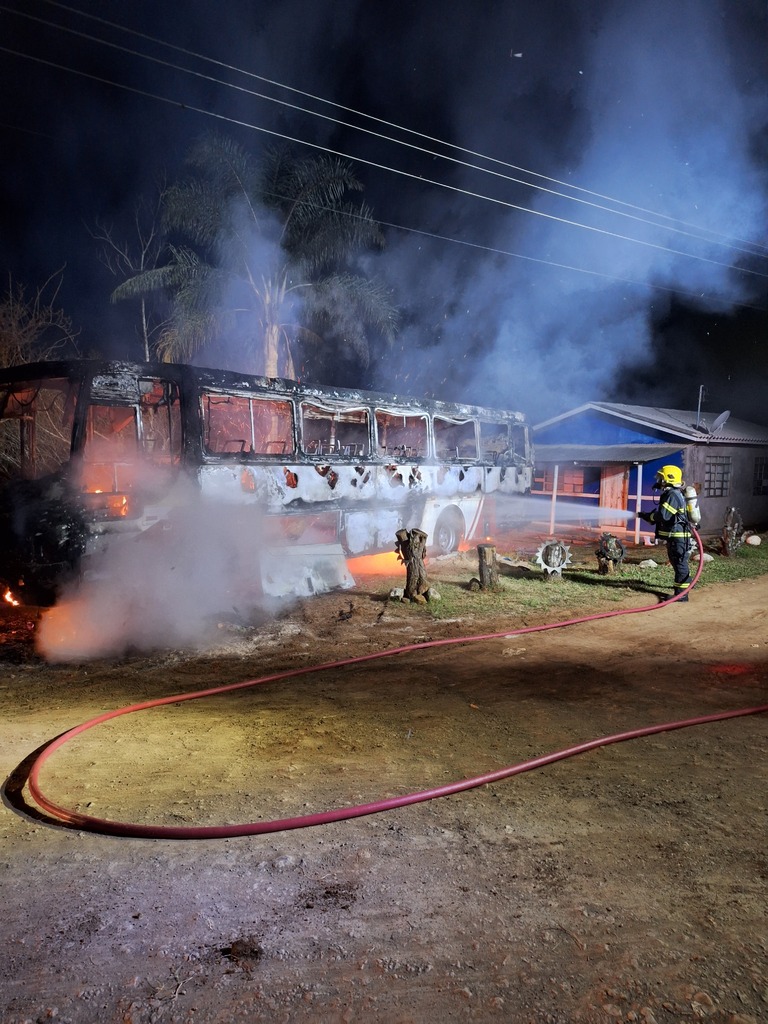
[639,464,693,602]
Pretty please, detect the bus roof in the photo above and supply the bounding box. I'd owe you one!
[0,358,528,424]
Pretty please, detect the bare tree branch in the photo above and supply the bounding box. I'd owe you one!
[0,270,79,368]
[89,189,167,361]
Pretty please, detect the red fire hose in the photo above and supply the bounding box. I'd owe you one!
[26,529,768,838]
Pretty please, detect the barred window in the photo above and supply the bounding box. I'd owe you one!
[704,455,731,497]
[754,456,768,497]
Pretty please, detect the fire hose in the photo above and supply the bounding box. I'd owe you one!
[25,528,768,838]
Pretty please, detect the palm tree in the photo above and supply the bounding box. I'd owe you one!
[111,134,398,376]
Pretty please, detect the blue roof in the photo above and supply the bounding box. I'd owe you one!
[534,402,768,446]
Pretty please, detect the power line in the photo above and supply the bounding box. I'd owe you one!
[0,118,59,141]
[8,2,768,262]
[370,217,768,312]
[35,0,768,260]
[3,40,768,294]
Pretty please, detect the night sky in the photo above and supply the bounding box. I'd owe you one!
[2,0,768,425]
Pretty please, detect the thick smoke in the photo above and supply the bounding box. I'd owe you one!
[6,0,766,662]
[4,1,767,419]
[362,1,768,422]
[35,478,278,662]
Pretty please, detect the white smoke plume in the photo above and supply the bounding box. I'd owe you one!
[367,1,768,422]
[35,478,276,662]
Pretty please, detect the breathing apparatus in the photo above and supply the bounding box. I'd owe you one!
[684,483,701,526]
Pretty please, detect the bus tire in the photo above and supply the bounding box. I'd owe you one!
[432,509,464,555]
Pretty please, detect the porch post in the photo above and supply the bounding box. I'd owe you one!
[634,462,643,544]
[549,464,559,535]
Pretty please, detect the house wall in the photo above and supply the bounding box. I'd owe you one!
[535,409,768,536]
[685,444,768,531]
[535,443,768,538]
[533,456,674,539]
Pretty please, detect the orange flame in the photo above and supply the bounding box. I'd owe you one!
[346,550,403,576]
[3,588,20,607]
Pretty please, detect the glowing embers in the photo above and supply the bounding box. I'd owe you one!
[346,550,403,576]
[80,491,131,519]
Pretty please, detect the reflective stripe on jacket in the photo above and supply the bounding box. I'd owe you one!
[649,486,691,539]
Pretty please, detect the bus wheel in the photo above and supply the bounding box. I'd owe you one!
[432,510,464,555]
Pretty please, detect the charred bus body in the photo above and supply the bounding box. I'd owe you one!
[0,360,533,604]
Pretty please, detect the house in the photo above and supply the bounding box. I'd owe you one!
[532,402,768,541]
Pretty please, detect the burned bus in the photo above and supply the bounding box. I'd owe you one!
[0,360,533,603]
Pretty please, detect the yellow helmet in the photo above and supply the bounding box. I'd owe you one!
[657,464,683,487]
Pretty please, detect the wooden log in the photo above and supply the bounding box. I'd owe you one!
[477,544,499,590]
[395,528,430,600]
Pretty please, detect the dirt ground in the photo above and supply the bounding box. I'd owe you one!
[1,544,766,1024]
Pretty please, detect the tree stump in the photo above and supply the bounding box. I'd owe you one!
[395,528,430,601]
[722,507,744,556]
[477,544,499,590]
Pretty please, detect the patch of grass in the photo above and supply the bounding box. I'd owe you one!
[379,562,654,623]
[611,537,768,588]
[693,538,768,583]
[376,535,768,622]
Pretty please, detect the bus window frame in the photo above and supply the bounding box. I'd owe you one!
[299,400,371,459]
[433,415,479,461]
[200,389,296,460]
[373,407,430,461]
[0,378,78,481]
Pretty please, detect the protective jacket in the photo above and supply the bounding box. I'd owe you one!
[647,485,691,540]
[645,484,692,599]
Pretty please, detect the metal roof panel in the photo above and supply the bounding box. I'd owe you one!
[534,402,768,445]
